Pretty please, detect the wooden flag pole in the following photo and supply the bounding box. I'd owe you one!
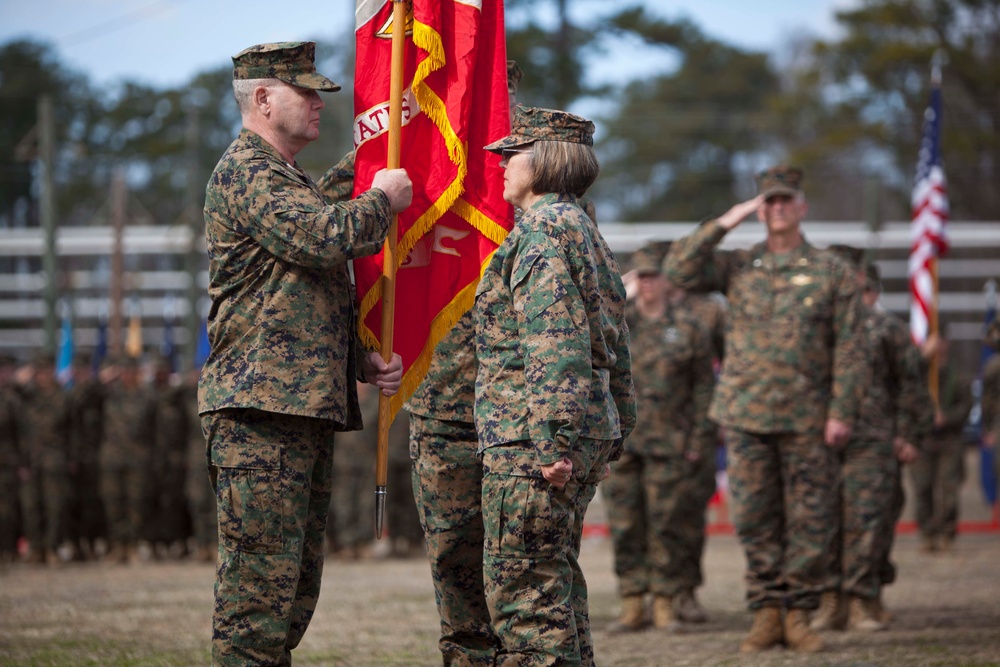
[929,258,941,409]
[375,0,408,540]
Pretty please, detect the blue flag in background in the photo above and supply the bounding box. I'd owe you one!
[979,289,997,505]
[56,308,74,387]
[196,317,210,369]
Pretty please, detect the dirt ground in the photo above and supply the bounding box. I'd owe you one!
[1,530,998,667]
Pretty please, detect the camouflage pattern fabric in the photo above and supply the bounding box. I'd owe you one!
[203,408,335,667]
[475,193,635,664]
[982,353,1000,449]
[0,384,21,557]
[482,438,616,666]
[67,377,106,546]
[410,414,499,666]
[475,192,636,462]
[185,378,216,556]
[317,150,356,204]
[153,381,190,546]
[100,382,157,548]
[602,299,716,597]
[406,310,477,422]
[724,429,837,610]
[17,383,70,552]
[386,410,422,545]
[484,106,595,153]
[909,366,973,541]
[875,458,906,586]
[663,220,867,434]
[829,308,933,600]
[231,41,340,92]
[198,127,391,428]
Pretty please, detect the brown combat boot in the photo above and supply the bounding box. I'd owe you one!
[738,607,784,653]
[674,589,708,623]
[846,596,886,632]
[652,595,680,632]
[809,591,845,631]
[874,591,893,624]
[784,608,824,653]
[607,595,647,634]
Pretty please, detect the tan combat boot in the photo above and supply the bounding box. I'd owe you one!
[674,589,709,623]
[809,590,845,631]
[652,595,680,632]
[784,608,824,653]
[738,607,784,653]
[607,595,647,634]
[846,596,886,632]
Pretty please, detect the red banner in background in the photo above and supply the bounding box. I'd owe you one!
[352,0,512,418]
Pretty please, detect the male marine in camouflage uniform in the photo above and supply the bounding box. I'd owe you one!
[812,248,932,632]
[664,166,866,653]
[909,336,973,553]
[404,60,523,666]
[66,352,106,560]
[100,357,157,563]
[18,352,71,565]
[198,42,410,666]
[476,107,636,666]
[982,319,1000,488]
[603,241,717,634]
[183,366,215,562]
[151,357,189,556]
[0,354,22,565]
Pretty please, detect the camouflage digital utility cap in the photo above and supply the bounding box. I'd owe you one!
[232,41,341,92]
[630,240,672,275]
[756,165,804,199]
[507,60,523,94]
[484,105,595,154]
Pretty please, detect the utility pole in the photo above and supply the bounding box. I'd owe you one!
[184,103,202,370]
[39,96,58,355]
[109,170,127,358]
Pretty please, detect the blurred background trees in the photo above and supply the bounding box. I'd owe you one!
[1,0,998,232]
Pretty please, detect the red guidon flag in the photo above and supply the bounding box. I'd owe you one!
[353,0,513,416]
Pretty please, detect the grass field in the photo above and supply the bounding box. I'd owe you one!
[2,532,999,666]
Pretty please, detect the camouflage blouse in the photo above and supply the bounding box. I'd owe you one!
[664,219,866,434]
[474,193,636,466]
[199,129,391,428]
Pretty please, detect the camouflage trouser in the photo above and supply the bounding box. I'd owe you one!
[20,466,67,552]
[725,429,836,610]
[601,450,715,598]
[155,462,189,545]
[100,464,147,547]
[482,438,615,667]
[828,439,894,600]
[410,414,499,667]
[203,408,335,667]
[0,468,20,555]
[874,459,905,586]
[909,444,965,540]
[68,461,105,543]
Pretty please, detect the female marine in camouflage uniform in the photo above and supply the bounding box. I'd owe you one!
[475,106,636,666]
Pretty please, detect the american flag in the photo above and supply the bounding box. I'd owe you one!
[909,62,950,345]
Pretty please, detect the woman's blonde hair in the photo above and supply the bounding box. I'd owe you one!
[529,140,600,197]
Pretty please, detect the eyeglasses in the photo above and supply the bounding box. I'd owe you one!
[501,148,533,161]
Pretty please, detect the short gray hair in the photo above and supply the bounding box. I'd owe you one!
[233,77,281,115]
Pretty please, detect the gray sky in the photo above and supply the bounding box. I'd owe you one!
[0,0,858,90]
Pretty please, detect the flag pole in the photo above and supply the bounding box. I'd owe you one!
[375,0,408,540]
[929,258,940,408]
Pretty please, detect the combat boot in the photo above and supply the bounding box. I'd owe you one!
[738,607,783,653]
[874,591,893,624]
[784,608,824,653]
[607,595,647,634]
[846,596,886,632]
[652,595,680,632]
[809,591,845,631]
[674,589,708,623]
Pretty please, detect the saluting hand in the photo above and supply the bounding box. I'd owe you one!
[362,351,403,396]
[717,195,764,231]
